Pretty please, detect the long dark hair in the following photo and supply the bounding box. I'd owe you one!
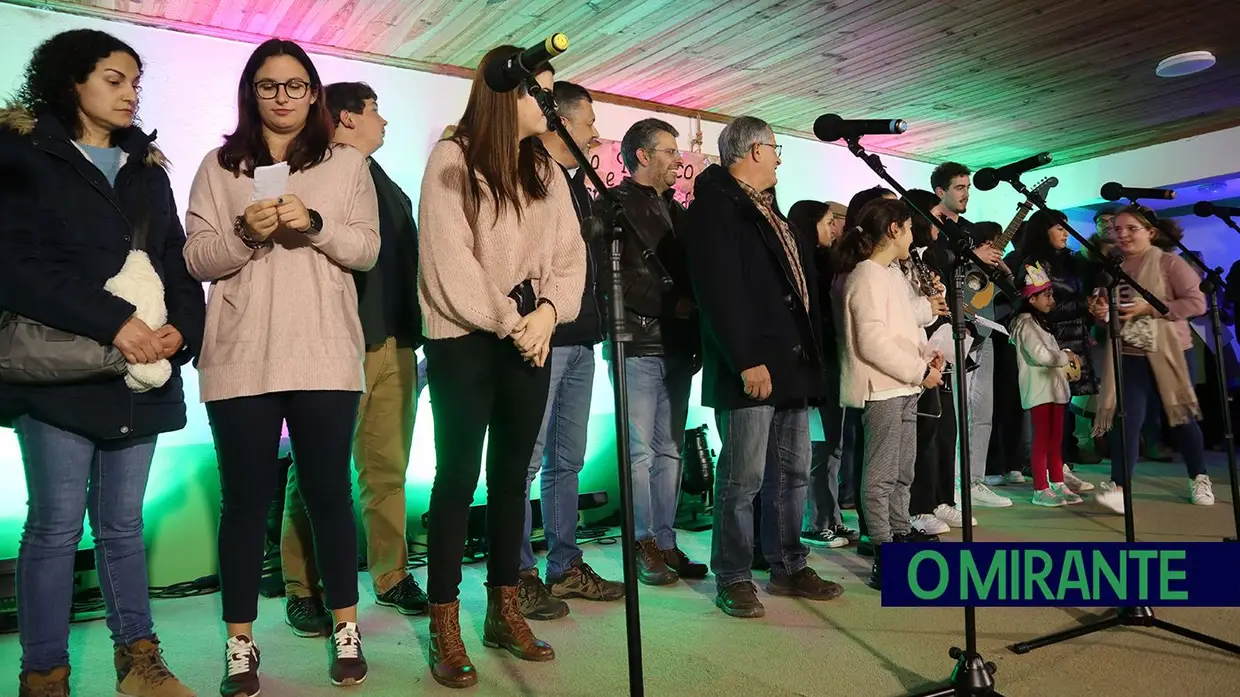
[450,45,553,222]
[843,186,895,235]
[217,39,332,177]
[836,198,912,274]
[16,29,142,140]
[1017,292,1056,334]
[1019,208,1069,262]
[788,200,830,247]
[902,188,942,248]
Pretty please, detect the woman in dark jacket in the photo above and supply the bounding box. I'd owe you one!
[1014,209,1103,473]
[0,30,204,697]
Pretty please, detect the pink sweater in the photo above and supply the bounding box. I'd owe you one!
[1120,249,1206,353]
[183,146,380,402]
[417,140,585,339]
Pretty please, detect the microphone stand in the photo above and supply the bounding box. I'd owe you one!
[842,135,1004,697]
[526,78,646,696]
[1184,211,1240,544]
[995,181,1240,657]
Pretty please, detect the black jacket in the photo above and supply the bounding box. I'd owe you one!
[681,165,824,410]
[0,107,206,440]
[552,165,605,347]
[355,159,421,348]
[1011,248,1099,396]
[604,177,697,357]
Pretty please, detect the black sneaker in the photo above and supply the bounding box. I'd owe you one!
[894,530,940,543]
[375,574,429,616]
[829,524,860,542]
[801,528,848,548]
[285,595,331,637]
[329,622,368,687]
[220,635,261,697]
[517,568,570,620]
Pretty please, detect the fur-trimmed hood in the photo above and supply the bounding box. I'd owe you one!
[0,102,167,168]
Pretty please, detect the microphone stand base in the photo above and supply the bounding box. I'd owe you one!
[908,648,1002,697]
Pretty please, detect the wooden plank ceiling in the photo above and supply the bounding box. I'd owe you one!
[18,0,1240,167]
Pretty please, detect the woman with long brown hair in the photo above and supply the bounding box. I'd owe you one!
[184,38,379,695]
[417,46,585,688]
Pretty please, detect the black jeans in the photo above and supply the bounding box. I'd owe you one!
[988,335,1026,475]
[208,390,360,624]
[424,333,551,603]
[1109,352,1207,485]
[911,385,957,516]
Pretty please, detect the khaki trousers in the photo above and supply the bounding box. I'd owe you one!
[281,338,418,596]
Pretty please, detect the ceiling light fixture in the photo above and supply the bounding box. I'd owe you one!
[1156,51,1216,77]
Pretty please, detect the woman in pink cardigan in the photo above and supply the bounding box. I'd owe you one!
[1088,206,1212,514]
[183,39,379,696]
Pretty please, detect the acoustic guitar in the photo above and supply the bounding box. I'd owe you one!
[966,176,1059,312]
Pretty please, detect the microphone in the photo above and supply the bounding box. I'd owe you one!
[813,114,908,142]
[483,34,569,93]
[972,152,1052,191]
[1194,201,1240,218]
[1100,182,1176,202]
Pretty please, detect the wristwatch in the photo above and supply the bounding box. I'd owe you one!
[305,209,323,234]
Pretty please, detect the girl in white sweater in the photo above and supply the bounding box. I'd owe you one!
[837,198,944,590]
[1012,263,1084,507]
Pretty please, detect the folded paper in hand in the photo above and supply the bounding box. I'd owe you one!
[927,324,973,365]
[252,163,289,202]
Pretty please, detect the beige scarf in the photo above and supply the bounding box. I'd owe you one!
[1092,247,1201,436]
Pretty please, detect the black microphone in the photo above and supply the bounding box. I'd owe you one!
[813,114,908,142]
[972,152,1052,191]
[1194,201,1240,218]
[1100,182,1176,202]
[483,34,569,93]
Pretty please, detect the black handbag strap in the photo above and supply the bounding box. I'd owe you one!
[127,174,151,251]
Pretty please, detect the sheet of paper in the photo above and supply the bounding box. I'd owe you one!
[972,313,1009,336]
[927,324,973,365]
[252,162,289,202]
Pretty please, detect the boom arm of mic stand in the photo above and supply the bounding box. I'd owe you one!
[843,138,1019,302]
[1010,180,1169,317]
[526,77,646,696]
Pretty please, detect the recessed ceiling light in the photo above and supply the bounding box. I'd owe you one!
[1157,51,1216,77]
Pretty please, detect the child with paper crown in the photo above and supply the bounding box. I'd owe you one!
[1012,263,1085,507]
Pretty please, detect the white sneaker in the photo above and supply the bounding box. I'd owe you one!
[1095,481,1125,514]
[983,475,1007,487]
[1191,475,1215,505]
[971,482,1013,508]
[934,503,976,528]
[1004,471,1026,484]
[911,513,950,535]
[1063,470,1094,492]
[1031,488,1066,507]
[1050,482,1083,505]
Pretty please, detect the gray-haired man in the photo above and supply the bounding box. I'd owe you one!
[681,116,845,618]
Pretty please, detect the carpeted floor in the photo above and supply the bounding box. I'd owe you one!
[3,457,1240,696]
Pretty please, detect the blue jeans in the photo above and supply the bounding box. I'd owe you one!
[712,406,811,588]
[1109,352,1207,485]
[15,416,158,672]
[609,355,692,550]
[521,345,595,579]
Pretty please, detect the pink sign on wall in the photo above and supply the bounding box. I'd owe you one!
[583,139,717,208]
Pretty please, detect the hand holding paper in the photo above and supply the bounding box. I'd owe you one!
[252,162,289,202]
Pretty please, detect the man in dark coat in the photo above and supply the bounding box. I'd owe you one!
[681,115,844,619]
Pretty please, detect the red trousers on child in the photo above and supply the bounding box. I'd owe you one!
[1030,403,1066,491]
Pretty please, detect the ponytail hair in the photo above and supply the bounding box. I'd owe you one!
[836,198,912,274]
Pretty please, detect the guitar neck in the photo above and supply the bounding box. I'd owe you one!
[995,202,1034,252]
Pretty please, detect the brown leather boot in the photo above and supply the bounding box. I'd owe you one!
[482,585,555,662]
[428,601,477,689]
[19,666,70,697]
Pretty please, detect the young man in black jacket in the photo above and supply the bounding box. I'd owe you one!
[682,116,844,619]
[280,83,428,635]
[516,82,625,620]
[607,118,708,586]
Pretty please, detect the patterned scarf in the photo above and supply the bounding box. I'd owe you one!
[737,179,810,311]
